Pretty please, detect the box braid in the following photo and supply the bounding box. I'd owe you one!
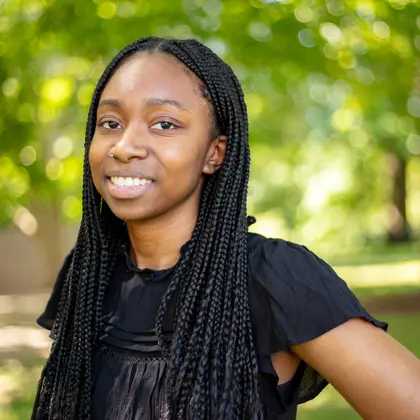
[32,37,263,420]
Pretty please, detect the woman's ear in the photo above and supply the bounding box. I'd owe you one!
[203,135,227,174]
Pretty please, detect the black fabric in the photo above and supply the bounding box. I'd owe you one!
[37,233,388,419]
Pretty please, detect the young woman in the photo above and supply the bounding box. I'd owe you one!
[33,37,420,420]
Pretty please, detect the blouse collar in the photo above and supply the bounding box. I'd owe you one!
[118,239,190,278]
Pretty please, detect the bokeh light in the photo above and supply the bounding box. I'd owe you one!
[19,146,37,167]
[13,207,38,236]
[52,137,73,160]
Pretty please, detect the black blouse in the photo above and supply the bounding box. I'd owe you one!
[37,233,387,419]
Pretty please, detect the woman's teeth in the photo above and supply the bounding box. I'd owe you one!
[110,176,153,187]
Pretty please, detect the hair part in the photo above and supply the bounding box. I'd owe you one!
[32,36,262,420]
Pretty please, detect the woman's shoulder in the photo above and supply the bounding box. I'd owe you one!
[247,232,316,258]
[247,232,330,287]
[247,231,357,317]
[246,232,387,354]
[246,232,328,319]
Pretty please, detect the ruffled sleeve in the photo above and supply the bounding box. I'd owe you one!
[36,249,74,335]
[248,236,388,405]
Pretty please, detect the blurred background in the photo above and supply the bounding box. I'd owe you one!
[0,0,419,418]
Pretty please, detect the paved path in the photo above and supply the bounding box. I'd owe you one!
[0,293,51,364]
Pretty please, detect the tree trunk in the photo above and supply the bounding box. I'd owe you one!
[387,153,411,243]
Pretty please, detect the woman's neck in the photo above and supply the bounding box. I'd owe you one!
[125,202,198,271]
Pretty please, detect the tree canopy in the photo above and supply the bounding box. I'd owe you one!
[1,0,419,256]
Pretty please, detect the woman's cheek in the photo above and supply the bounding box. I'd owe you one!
[161,140,204,172]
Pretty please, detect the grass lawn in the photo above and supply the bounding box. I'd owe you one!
[352,283,420,298]
[0,359,43,420]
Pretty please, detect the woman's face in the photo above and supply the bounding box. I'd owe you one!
[89,52,225,222]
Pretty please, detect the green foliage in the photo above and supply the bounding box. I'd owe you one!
[1,0,420,249]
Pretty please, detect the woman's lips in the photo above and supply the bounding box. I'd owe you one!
[105,177,155,199]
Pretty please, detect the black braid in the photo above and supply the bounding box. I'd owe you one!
[32,36,262,420]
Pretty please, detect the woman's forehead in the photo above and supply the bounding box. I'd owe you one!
[100,52,207,107]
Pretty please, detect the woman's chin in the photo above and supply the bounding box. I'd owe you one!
[105,204,152,224]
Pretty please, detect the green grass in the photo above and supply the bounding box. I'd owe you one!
[0,360,43,420]
[352,283,420,298]
[297,313,420,420]
[328,241,420,266]
[384,313,420,352]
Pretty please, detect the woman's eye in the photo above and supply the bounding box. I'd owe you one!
[101,121,121,130]
[151,121,177,130]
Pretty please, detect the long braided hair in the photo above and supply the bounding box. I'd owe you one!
[32,37,262,420]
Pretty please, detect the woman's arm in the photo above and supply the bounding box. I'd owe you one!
[291,318,420,419]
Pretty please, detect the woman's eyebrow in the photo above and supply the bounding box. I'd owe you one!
[98,98,121,109]
[145,98,190,113]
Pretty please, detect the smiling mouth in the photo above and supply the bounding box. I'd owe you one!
[109,176,154,187]
[105,176,155,199]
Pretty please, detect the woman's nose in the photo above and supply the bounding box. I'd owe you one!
[108,127,149,162]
